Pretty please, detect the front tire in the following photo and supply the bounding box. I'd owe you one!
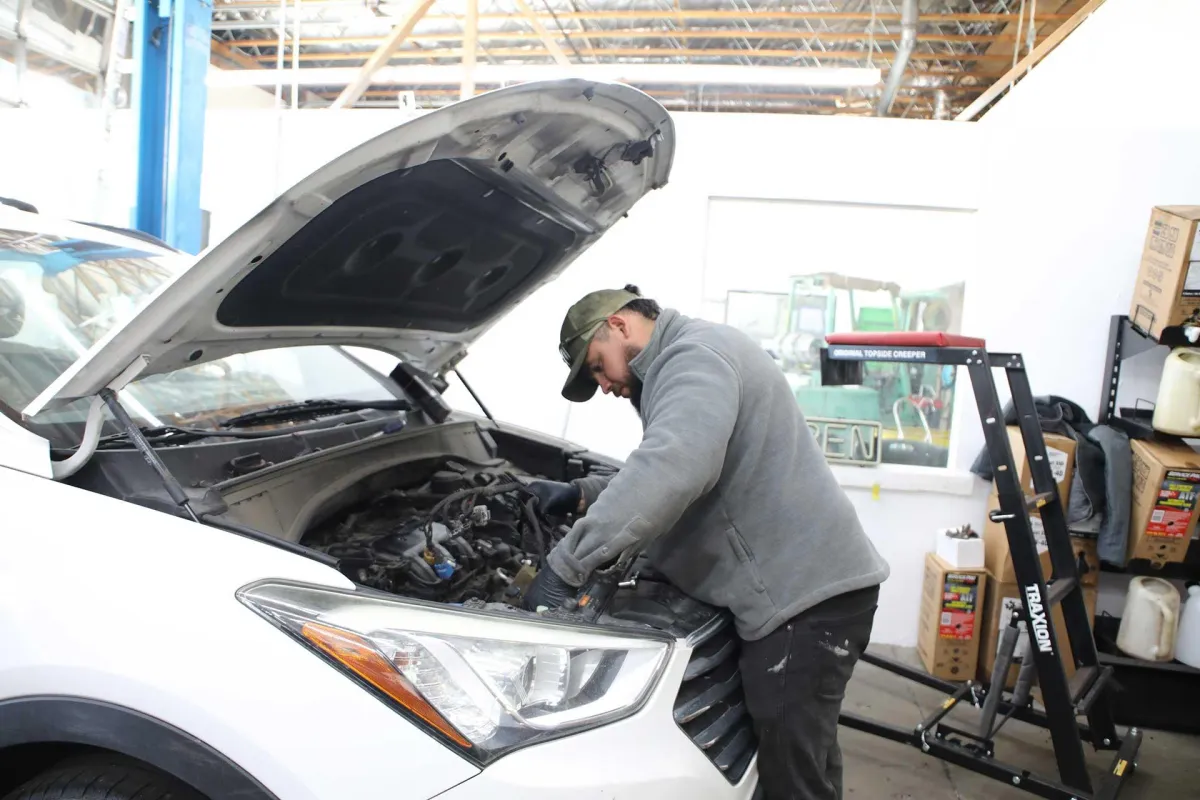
[1,754,206,800]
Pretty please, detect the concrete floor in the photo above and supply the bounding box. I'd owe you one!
[841,646,1198,799]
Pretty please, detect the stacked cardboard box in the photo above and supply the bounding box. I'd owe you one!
[1128,206,1200,339]
[983,496,1100,587]
[1129,439,1200,565]
[917,553,987,681]
[978,426,1099,684]
[1124,205,1200,564]
[981,427,1088,581]
[1002,425,1076,508]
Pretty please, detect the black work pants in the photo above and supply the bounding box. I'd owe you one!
[740,585,879,800]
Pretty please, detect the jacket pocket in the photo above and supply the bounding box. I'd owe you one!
[724,526,767,594]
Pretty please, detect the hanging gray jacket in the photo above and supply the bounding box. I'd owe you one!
[969,395,1132,566]
[546,308,890,641]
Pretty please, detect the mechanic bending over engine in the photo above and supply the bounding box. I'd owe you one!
[522,285,891,800]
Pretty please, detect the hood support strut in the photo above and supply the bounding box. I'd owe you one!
[99,388,199,522]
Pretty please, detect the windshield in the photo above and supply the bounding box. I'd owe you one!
[0,226,398,444]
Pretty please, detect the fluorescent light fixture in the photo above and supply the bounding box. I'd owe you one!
[207,64,882,90]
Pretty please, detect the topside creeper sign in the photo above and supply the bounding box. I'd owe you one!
[828,346,935,362]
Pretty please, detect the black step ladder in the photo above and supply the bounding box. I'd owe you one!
[821,331,1142,800]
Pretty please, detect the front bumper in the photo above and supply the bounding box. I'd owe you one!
[434,646,759,800]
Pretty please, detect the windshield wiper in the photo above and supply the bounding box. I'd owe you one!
[91,424,285,450]
[219,398,411,429]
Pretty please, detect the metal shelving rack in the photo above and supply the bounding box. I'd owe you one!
[1096,313,1200,579]
[1093,314,1200,734]
[1099,314,1190,438]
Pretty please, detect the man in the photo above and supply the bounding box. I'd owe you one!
[523,285,890,800]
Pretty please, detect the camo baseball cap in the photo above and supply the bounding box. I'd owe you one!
[558,286,641,402]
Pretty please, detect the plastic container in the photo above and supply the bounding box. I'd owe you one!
[1176,583,1200,669]
[1153,347,1200,436]
[1116,577,1181,662]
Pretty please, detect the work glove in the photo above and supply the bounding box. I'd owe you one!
[525,479,582,515]
[522,565,577,612]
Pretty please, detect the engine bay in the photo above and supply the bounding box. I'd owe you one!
[71,413,729,638]
[300,458,575,607]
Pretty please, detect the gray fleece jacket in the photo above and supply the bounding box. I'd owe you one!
[547,308,890,641]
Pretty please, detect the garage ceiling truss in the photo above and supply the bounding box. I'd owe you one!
[203,0,1096,116]
[0,0,1099,117]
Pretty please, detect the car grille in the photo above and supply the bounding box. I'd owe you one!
[673,613,757,783]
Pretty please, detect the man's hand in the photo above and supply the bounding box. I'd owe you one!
[522,565,577,611]
[525,480,583,515]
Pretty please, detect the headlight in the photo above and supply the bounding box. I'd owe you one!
[237,580,671,762]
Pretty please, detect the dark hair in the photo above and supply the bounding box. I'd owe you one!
[619,284,661,320]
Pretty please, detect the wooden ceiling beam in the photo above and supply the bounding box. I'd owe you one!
[903,84,987,93]
[983,0,1085,59]
[211,5,1073,24]
[308,87,946,107]
[211,39,268,70]
[227,29,1049,46]
[460,0,477,99]
[247,63,995,91]
[328,0,436,108]
[246,46,1017,63]
[317,88,842,100]
[304,91,940,116]
[511,0,572,66]
[957,0,1107,120]
[210,37,323,104]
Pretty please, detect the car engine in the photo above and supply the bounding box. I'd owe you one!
[301,459,575,605]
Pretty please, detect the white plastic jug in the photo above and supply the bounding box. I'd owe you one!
[1176,584,1200,669]
[1116,577,1181,662]
[1153,347,1200,436]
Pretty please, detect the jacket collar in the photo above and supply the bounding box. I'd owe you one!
[629,307,683,382]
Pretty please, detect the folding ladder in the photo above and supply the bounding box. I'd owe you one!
[821,331,1142,800]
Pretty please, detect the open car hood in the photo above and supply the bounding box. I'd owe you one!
[25,80,673,417]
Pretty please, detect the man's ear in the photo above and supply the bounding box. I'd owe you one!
[607,314,629,339]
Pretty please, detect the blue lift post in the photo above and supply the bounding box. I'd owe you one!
[131,0,212,255]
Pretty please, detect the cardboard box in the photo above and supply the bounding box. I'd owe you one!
[1002,426,1076,508]
[983,495,1099,586]
[983,494,1053,584]
[918,553,987,681]
[1130,439,1200,565]
[1130,206,1200,339]
[979,575,1098,688]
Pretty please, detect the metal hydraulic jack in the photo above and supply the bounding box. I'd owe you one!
[820,331,1142,800]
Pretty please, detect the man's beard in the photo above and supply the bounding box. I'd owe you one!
[623,344,644,412]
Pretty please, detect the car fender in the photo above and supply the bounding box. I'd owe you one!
[0,468,479,799]
[0,695,277,798]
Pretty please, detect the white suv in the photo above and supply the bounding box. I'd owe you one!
[0,80,759,800]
